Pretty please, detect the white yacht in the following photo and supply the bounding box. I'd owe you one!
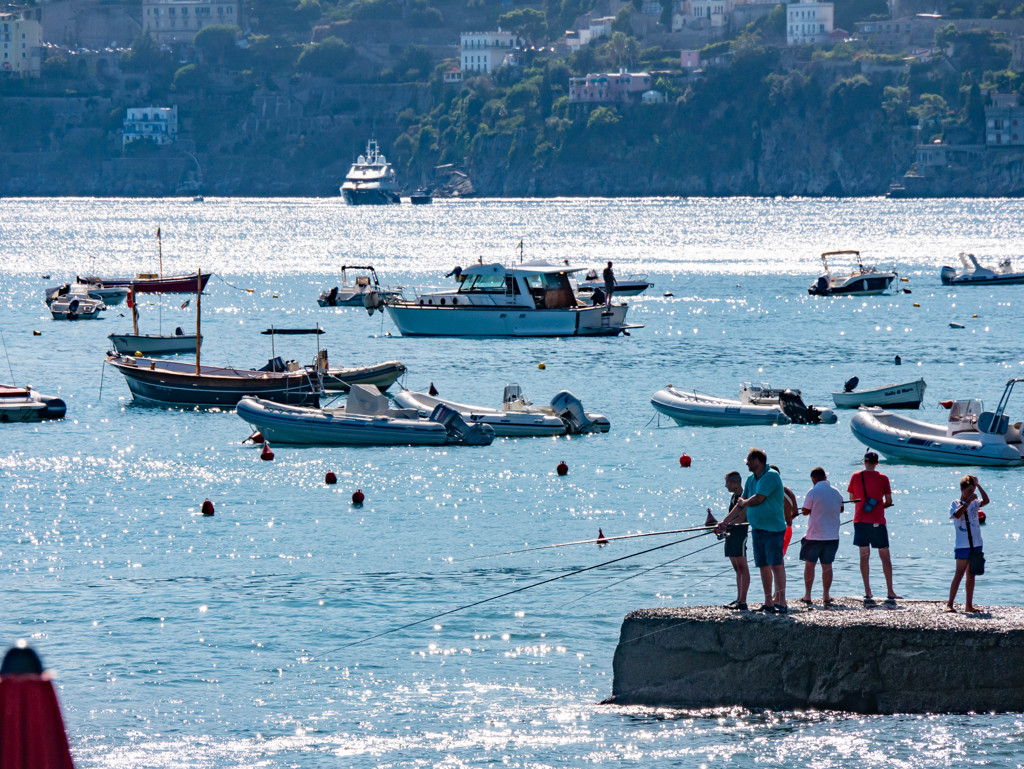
[378,260,640,337]
[940,252,1024,285]
[340,139,400,205]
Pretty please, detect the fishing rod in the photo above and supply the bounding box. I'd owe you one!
[1,331,14,384]
[320,529,716,655]
[457,524,719,562]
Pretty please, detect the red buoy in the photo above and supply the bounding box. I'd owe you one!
[679,454,692,467]
[979,509,987,524]
[428,382,439,396]
[556,461,569,476]
[250,431,265,444]
[596,528,608,545]
[352,489,365,505]
[260,442,275,461]
[201,499,215,516]
[325,471,337,485]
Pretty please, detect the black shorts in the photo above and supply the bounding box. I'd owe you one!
[799,538,840,564]
[724,524,748,558]
[853,522,890,549]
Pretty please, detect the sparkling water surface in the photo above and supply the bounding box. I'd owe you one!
[2,197,1024,767]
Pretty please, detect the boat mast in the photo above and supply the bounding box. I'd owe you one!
[157,227,164,334]
[195,268,201,375]
[130,285,139,336]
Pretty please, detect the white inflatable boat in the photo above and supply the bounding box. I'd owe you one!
[850,379,1024,466]
[651,385,792,427]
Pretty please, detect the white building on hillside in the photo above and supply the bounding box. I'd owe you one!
[142,0,240,45]
[689,0,730,27]
[460,30,521,74]
[0,13,43,77]
[123,106,179,147]
[787,1,834,45]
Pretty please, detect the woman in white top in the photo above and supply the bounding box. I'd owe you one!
[946,474,990,613]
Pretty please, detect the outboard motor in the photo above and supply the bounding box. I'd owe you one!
[778,390,838,425]
[844,376,859,393]
[940,266,957,285]
[550,391,594,434]
[325,286,339,306]
[430,403,495,446]
[175,327,185,336]
[363,290,385,316]
[810,275,830,296]
[258,356,287,372]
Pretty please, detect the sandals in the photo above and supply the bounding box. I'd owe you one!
[863,596,877,607]
[756,603,777,614]
[798,598,814,605]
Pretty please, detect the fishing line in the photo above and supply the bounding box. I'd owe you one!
[1,331,15,384]
[212,273,253,293]
[458,524,718,562]
[314,529,715,657]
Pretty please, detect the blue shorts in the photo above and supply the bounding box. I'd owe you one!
[853,522,890,549]
[751,528,786,567]
[955,547,982,560]
[800,538,840,564]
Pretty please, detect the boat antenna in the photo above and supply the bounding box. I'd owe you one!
[517,239,523,264]
[195,267,202,375]
[157,226,163,279]
[1,331,15,384]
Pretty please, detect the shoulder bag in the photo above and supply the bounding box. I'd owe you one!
[965,503,985,576]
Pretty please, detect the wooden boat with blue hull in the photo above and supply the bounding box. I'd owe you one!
[850,379,1024,466]
[106,355,322,407]
[236,386,495,446]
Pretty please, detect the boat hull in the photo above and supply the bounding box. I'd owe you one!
[108,333,202,355]
[850,408,1024,466]
[237,397,448,446]
[393,390,570,437]
[384,303,634,337]
[942,272,1024,286]
[0,387,66,422]
[93,272,213,294]
[320,361,406,392]
[107,356,320,407]
[341,188,400,205]
[809,274,896,296]
[832,379,926,409]
[651,387,791,427]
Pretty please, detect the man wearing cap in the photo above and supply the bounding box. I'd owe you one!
[848,451,898,605]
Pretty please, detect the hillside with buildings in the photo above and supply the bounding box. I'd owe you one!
[1,0,1024,195]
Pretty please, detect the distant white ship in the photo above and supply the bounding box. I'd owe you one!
[340,139,400,205]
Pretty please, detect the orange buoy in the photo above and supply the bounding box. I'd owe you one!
[979,510,987,524]
[679,454,692,467]
[201,499,215,516]
[596,528,609,545]
[556,461,568,476]
[352,489,365,505]
[260,442,275,461]
[325,471,337,485]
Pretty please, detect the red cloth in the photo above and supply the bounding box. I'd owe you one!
[847,470,892,524]
[0,675,75,769]
[783,524,793,555]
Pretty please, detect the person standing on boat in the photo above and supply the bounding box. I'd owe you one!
[947,474,989,613]
[798,467,844,607]
[848,451,899,605]
[713,470,749,610]
[716,448,787,613]
[602,261,615,308]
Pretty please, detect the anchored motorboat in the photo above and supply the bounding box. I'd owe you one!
[576,272,653,297]
[340,139,401,205]
[45,281,127,307]
[49,289,105,320]
[808,250,897,296]
[739,383,837,424]
[236,386,495,446]
[393,384,610,437]
[0,385,66,422]
[850,379,1024,466]
[940,252,1024,285]
[651,385,792,427]
[317,265,401,307]
[380,259,640,337]
[832,377,926,409]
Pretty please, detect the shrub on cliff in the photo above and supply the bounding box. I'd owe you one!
[295,37,354,77]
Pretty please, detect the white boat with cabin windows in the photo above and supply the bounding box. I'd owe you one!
[379,260,639,337]
[651,385,792,427]
[340,140,400,205]
[940,252,1024,285]
[393,384,610,437]
[808,250,898,296]
[850,379,1024,466]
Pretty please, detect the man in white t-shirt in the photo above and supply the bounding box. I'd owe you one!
[798,466,844,606]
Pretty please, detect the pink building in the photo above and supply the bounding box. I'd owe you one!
[569,71,653,103]
[680,50,700,68]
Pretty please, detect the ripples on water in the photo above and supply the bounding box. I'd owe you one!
[2,198,1024,767]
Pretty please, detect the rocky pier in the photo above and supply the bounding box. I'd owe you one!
[606,600,1024,714]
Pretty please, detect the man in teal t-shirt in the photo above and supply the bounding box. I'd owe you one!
[718,447,788,613]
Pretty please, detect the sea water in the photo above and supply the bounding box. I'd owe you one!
[1,197,1023,767]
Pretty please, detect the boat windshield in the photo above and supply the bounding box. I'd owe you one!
[460,274,507,292]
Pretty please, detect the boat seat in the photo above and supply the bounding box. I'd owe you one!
[978,411,1009,435]
[346,384,391,416]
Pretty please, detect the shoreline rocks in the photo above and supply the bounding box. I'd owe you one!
[606,600,1024,714]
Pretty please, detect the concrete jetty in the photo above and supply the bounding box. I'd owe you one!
[606,600,1024,714]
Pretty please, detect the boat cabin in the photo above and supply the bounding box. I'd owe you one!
[441,262,583,310]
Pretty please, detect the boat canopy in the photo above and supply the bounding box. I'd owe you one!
[260,327,325,335]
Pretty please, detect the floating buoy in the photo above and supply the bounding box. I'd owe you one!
[913,303,920,307]
[538,362,546,370]
[352,489,365,505]
[950,322,965,329]
[260,442,275,461]
[895,355,902,366]
[556,461,568,476]
[679,454,692,467]
[201,499,215,516]
[664,291,674,297]
[979,510,987,524]
[325,471,337,485]
[596,528,609,545]
[134,350,143,358]
[428,382,439,396]
[900,277,909,282]
[246,288,254,293]
[972,314,978,318]
[248,431,264,444]
[32,330,41,336]
[704,508,718,527]
[272,294,278,298]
